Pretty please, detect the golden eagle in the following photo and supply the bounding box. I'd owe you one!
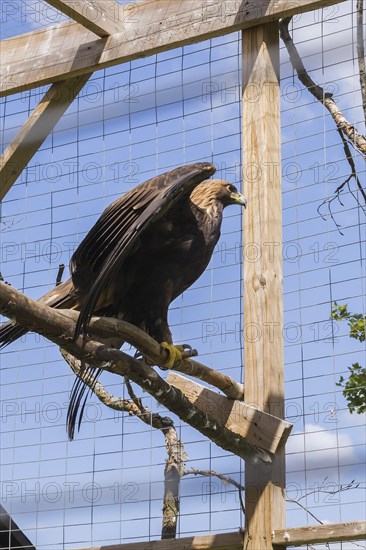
[0,163,247,437]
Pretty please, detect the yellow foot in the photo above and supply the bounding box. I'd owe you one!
[160,343,183,370]
[160,343,197,370]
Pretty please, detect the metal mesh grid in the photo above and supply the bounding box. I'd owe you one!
[0,1,365,548]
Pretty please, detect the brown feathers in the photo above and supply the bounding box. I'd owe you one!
[0,163,247,439]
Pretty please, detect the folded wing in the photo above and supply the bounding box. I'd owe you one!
[70,162,216,338]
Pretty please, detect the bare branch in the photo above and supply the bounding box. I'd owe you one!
[286,497,325,525]
[124,380,187,539]
[58,309,244,400]
[63,349,186,539]
[280,17,366,159]
[183,467,244,491]
[183,467,245,515]
[336,128,366,204]
[61,349,140,414]
[316,126,366,232]
[0,283,270,463]
[288,477,366,550]
[161,422,187,539]
[357,0,366,124]
[62,354,249,537]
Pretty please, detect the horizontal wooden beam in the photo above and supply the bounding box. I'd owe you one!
[273,521,366,547]
[0,0,346,97]
[167,372,292,455]
[0,74,91,200]
[44,0,124,36]
[71,521,366,550]
[72,532,243,550]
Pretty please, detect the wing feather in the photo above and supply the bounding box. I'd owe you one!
[71,162,216,337]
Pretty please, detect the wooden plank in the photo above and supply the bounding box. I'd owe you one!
[242,23,285,550]
[0,74,90,200]
[167,372,292,455]
[70,531,243,550]
[273,521,366,547]
[44,0,124,36]
[70,521,366,549]
[0,0,346,97]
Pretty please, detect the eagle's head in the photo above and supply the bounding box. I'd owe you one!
[190,179,247,210]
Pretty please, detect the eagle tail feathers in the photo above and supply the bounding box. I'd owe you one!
[0,322,28,349]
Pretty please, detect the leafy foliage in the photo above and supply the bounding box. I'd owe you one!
[331,303,366,414]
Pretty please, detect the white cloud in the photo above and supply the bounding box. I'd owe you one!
[286,423,357,471]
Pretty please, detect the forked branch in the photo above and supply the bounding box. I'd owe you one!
[280,16,366,159]
[58,309,244,400]
[0,282,269,463]
[62,349,186,539]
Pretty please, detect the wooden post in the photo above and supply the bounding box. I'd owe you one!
[0,74,90,200]
[242,23,286,550]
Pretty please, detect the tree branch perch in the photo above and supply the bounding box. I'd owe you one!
[0,282,269,463]
[62,349,188,539]
[58,309,244,400]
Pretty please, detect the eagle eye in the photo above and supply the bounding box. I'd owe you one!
[227,184,237,193]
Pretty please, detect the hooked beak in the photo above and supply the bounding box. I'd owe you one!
[230,191,247,208]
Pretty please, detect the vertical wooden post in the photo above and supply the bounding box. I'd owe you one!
[242,23,286,550]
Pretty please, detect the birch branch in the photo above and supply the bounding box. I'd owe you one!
[357,0,366,124]
[280,16,366,159]
[58,309,244,400]
[124,380,186,540]
[62,349,187,539]
[61,349,141,414]
[0,282,269,463]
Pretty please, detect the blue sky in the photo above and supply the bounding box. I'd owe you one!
[0,1,365,548]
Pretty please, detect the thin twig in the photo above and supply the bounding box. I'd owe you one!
[336,128,366,205]
[63,349,186,539]
[183,468,244,491]
[286,498,325,525]
[125,379,144,412]
[296,477,360,503]
[280,15,366,231]
[288,477,366,550]
[183,467,245,515]
[317,128,366,232]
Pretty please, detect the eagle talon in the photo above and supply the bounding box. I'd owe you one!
[180,343,198,358]
[134,349,155,366]
[160,342,197,369]
[160,342,183,370]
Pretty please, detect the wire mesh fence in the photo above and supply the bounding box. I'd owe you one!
[0,0,365,548]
